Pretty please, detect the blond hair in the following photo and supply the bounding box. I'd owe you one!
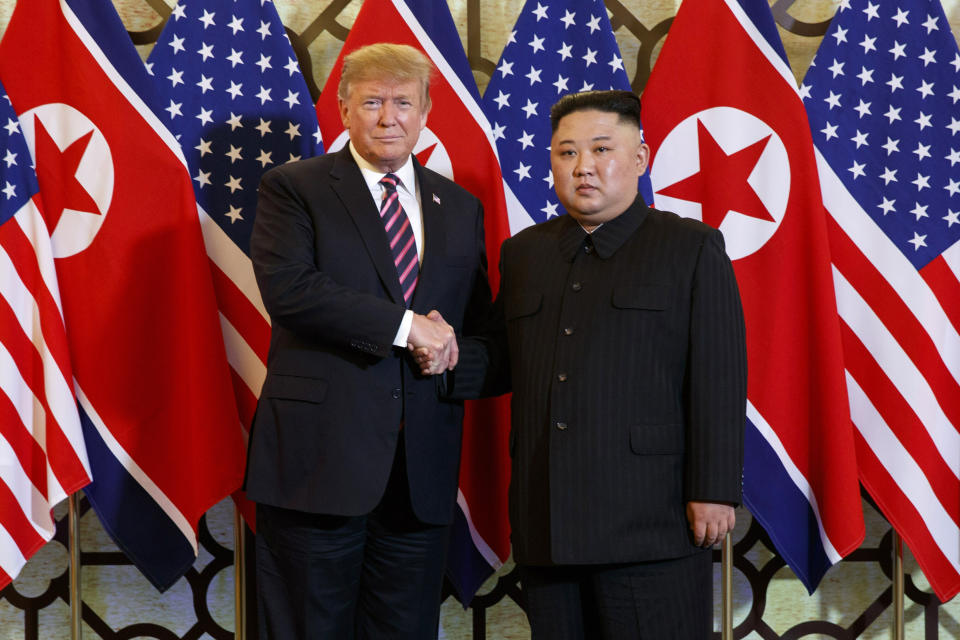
[338,43,434,109]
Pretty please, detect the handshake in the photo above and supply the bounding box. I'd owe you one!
[407,310,458,376]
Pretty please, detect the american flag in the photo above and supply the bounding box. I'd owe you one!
[0,83,90,589]
[147,0,323,481]
[481,0,653,232]
[803,0,960,601]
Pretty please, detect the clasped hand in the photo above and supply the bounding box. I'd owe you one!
[407,310,458,375]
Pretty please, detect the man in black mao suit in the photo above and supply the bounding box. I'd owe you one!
[423,91,747,639]
[244,43,493,639]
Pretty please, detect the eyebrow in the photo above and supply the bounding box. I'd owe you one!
[555,134,613,146]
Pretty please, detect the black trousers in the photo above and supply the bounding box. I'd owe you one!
[254,440,450,640]
[520,551,713,640]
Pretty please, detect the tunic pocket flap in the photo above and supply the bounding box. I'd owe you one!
[506,292,543,319]
[612,285,670,310]
[630,423,683,455]
[261,373,328,403]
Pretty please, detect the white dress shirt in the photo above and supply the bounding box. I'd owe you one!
[348,141,423,347]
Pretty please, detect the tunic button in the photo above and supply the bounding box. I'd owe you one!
[557,373,567,382]
[571,282,582,292]
[391,388,401,399]
[556,422,567,431]
[584,244,594,254]
[563,327,574,336]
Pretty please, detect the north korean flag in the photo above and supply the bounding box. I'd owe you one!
[642,0,864,591]
[0,0,246,590]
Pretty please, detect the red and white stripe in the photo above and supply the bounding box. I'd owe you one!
[818,151,960,602]
[198,206,269,432]
[198,206,268,526]
[0,196,91,589]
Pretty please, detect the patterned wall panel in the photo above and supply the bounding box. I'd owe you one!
[2,1,960,638]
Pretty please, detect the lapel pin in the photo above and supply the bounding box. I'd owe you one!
[432,193,441,205]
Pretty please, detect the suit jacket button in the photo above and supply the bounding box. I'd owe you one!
[571,282,582,292]
[557,373,567,382]
[392,388,401,399]
[563,327,574,336]
[556,422,567,431]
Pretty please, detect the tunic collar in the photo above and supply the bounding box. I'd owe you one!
[558,195,650,261]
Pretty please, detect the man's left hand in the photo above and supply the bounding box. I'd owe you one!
[686,501,736,548]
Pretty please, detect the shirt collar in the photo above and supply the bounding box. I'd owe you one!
[558,195,649,261]
[349,140,417,197]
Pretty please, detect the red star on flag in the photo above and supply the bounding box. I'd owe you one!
[656,119,774,229]
[415,142,437,167]
[33,116,100,232]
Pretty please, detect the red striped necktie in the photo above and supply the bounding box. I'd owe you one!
[378,173,419,307]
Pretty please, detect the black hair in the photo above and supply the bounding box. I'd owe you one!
[549,90,642,133]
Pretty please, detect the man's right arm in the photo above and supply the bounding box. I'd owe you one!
[408,310,458,370]
[251,166,408,357]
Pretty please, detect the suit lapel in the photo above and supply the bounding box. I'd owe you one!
[411,160,447,309]
[329,147,405,305]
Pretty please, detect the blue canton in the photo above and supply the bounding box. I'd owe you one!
[147,0,323,255]
[803,0,960,269]
[481,0,652,225]
[0,86,38,226]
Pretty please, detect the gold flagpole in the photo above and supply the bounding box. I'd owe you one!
[893,530,904,640]
[722,532,733,640]
[234,507,246,640]
[69,493,82,640]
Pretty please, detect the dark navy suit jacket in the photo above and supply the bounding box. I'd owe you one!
[244,146,493,525]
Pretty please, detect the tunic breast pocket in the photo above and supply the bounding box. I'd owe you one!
[506,292,543,321]
[610,284,680,346]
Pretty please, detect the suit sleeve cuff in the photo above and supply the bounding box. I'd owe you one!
[393,309,414,347]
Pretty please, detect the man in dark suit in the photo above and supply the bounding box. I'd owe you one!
[244,43,493,639]
[421,90,747,638]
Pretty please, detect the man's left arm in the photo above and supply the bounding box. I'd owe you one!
[685,229,748,547]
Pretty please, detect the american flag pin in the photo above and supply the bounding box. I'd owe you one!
[432,193,441,205]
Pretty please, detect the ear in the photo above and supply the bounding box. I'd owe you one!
[636,142,651,176]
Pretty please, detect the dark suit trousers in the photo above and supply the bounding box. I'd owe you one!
[255,440,450,640]
[519,551,712,640]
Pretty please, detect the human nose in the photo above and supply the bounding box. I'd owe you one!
[573,153,593,176]
[377,102,398,126]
